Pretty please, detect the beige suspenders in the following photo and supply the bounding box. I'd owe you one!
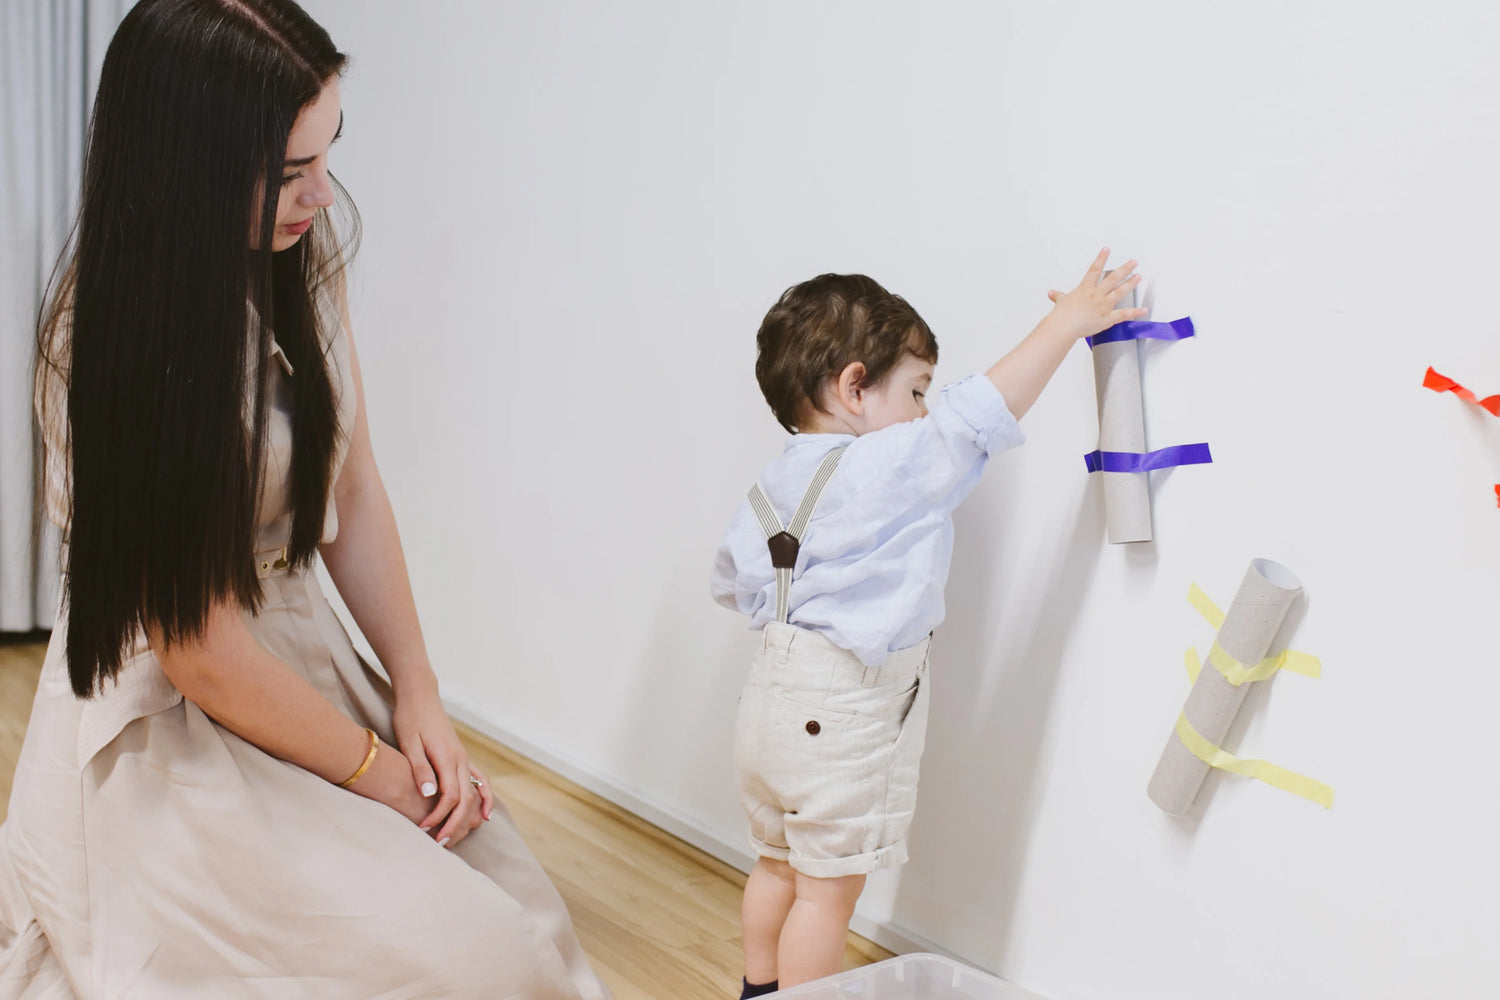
[745,447,845,625]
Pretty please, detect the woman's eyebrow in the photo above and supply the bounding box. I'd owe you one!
[283,113,344,169]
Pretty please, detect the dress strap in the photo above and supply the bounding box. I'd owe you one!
[746,447,845,625]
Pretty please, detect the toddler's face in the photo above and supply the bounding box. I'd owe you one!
[858,353,935,432]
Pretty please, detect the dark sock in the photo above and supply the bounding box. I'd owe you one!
[740,977,779,999]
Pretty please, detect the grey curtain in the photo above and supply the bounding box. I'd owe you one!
[1,0,133,631]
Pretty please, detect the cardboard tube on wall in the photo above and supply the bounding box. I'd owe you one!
[1147,559,1303,816]
[1092,286,1151,543]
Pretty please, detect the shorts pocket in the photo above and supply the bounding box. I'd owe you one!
[763,688,892,772]
[767,689,858,736]
[887,672,931,779]
[896,675,920,727]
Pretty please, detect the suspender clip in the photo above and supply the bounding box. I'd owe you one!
[766,531,800,569]
[746,447,846,626]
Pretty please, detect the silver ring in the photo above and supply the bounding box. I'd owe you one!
[469,776,483,788]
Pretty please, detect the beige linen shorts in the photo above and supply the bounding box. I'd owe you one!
[733,622,932,878]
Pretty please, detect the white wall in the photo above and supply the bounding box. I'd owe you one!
[303,2,1500,997]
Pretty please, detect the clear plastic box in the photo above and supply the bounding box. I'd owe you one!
[772,953,1048,999]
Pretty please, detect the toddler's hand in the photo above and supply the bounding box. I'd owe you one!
[1044,248,1148,340]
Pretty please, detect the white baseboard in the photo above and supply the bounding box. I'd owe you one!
[442,695,964,963]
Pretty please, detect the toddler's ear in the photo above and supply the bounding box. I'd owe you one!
[836,361,868,414]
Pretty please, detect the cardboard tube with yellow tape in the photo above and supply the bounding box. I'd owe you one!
[1147,558,1303,815]
[1092,285,1151,543]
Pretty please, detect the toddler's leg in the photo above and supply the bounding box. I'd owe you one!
[777,870,867,988]
[742,857,797,988]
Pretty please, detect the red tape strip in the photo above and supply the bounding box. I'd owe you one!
[1426,368,1500,509]
[1423,367,1500,416]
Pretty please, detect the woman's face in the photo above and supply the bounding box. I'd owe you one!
[268,79,342,252]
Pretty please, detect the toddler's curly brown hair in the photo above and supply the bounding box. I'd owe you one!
[754,274,939,433]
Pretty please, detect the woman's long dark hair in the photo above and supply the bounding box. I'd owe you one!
[35,0,359,697]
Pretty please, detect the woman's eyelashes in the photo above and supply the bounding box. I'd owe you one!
[280,173,303,187]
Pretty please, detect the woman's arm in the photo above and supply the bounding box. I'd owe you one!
[314,282,490,847]
[150,605,430,822]
[316,288,436,701]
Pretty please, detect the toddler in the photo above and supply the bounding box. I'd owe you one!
[711,249,1144,996]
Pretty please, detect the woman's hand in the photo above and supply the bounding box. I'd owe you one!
[1044,248,1148,340]
[391,680,494,848]
[349,735,439,825]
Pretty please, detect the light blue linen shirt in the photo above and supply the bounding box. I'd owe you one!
[711,374,1025,666]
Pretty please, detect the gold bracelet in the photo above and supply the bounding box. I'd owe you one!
[338,728,379,788]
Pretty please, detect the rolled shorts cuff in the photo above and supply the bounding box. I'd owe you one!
[747,832,791,863]
[786,842,910,879]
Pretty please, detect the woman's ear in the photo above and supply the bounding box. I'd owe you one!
[835,362,867,415]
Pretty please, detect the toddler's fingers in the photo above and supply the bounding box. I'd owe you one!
[1082,247,1110,284]
[1104,261,1139,291]
[1107,306,1149,325]
[1105,273,1143,305]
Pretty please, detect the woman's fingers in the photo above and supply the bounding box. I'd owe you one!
[471,766,494,822]
[405,738,440,806]
[434,760,482,847]
[419,786,460,834]
[418,749,462,832]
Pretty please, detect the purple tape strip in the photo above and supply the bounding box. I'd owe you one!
[1083,443,1213,474]
[1086,317,1196,348]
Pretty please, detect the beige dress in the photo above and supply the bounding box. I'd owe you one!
[0,305,609,1000]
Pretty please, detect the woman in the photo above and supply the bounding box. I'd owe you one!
[0,1,608,997]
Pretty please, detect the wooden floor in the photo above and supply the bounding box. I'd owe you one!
[0,634,889,998]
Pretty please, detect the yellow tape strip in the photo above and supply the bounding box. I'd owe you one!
[1185,584,1321,687]
[1186,645,1312,684]
[1186,583,1226,629]
[1174,712,1335,809]
[1207,642,1322,685]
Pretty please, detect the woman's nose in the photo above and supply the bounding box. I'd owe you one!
[299,172,335,209]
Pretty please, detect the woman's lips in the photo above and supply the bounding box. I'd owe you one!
[282,217,313,236]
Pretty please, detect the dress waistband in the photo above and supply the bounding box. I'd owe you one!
[62,539,295,580]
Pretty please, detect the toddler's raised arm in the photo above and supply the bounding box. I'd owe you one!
[987,248,1145,419]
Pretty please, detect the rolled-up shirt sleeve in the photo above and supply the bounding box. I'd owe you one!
[933,373,1025,459]
[839,373,1025,516]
